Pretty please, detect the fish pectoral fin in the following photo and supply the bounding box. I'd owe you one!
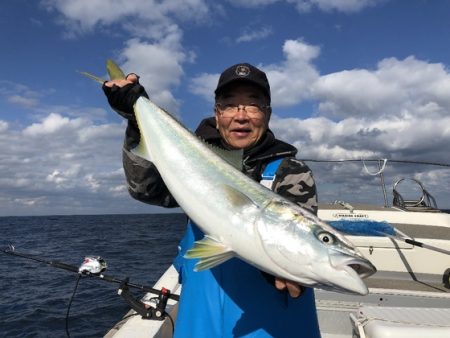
[220,185,259,209]
[185,236,235,271]
[193,253,235,271]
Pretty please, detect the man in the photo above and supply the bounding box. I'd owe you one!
[103,63,321,337]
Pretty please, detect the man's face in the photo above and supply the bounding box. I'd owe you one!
[215,83,271,150]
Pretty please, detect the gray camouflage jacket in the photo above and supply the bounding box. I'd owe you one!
[121,117,318,215]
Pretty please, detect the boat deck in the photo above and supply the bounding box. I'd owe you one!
[366,277,449,294]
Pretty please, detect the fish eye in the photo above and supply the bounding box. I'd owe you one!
[318,232,334,245]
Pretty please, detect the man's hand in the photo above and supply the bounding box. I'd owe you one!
[102,73,148,121]
[104,73,139,88]
[275,277,304,298]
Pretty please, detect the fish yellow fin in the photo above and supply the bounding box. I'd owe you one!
[106,59,126,80]
[79,59,124,84]
[185,236,234,271]
[78,71,106,84]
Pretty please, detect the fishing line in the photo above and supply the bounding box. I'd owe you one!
[302,158,450,167]
[65,274,82,338]
[166,312,175,336]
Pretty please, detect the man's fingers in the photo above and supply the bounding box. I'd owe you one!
[103,73,139,88]
[126,73,140,83]
[275,278,303,298]
[275,278,286,291]
[104,79,131,88]
[285,280,302,298]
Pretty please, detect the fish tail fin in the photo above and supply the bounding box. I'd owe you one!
[78,71,106,84]
[106,59,126,80]
[79,59,125,84]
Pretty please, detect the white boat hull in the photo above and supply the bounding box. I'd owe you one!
[318,203,450,280]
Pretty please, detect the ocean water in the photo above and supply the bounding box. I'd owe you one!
[0,213,186,338]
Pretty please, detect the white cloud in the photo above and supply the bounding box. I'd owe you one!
[286,0,384,13]
[227,0,280,6]
[176,36,450,206]
[0,121,8,132]
[0,81,44,108]
[119,38,188,113]
[189,73,220,102]
[227,0,383,12]
[265,39,321,106]
[42,0,210,38]
[0,107,138,215]
[14,196,47,207]
[7,95,39,108]
[7,1,449,213]
[42,1,193,114]
[264,49,450,163]
[236,26,273,43]
[271,113,450,161]
[244,38,450,206]
[42,0,384,44]
[23,113,77,136]
[314,56,450,119]
[189,39,320,106]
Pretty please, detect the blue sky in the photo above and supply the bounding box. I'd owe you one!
[1,0,450,216]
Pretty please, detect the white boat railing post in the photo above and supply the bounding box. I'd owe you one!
[378,159,389,208]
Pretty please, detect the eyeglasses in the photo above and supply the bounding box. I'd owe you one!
[215,103,269,118]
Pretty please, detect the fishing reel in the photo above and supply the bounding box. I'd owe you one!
[77,256,170,319]
[78,256,107,274]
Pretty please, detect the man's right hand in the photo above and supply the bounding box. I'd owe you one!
[104,73,140,88]
[102,73,148,121]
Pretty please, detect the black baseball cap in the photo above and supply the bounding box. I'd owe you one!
[214,63,271,103]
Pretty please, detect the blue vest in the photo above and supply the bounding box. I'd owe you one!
[173,158,321,338]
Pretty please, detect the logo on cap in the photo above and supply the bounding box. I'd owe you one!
[235,65,250,77]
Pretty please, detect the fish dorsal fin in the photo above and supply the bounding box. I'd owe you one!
[201,139,243,170]
[220,184,259,209]
[184,236,235,271]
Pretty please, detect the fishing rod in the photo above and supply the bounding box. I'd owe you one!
[1,245,179,336]
[2,245,179,301]
[387,229,450,256]
[329,220,450,256]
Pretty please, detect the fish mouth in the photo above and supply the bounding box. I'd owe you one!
[329,255,377,294]
[345,258,376,279]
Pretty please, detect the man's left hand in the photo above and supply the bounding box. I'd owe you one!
[275,278,304,298]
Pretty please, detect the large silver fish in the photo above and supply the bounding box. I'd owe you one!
[89,61,376,295]
[132,96,375,295]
